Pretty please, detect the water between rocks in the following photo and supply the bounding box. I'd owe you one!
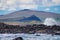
[0,33,60,40]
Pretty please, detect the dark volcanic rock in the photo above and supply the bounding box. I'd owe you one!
[0,23,60,34]
[55,33,60,35]
[13,37,23,40]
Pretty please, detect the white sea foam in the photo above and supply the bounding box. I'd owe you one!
[43,18,59,26]
[0,34,60,40]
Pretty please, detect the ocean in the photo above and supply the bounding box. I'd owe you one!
[0,33,60,40]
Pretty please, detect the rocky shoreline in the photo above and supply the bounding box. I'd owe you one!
[0,23,60,35]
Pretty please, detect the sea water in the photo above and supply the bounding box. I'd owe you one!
[0,33,60,40]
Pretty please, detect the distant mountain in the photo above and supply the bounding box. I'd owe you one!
[0,9,60,22]
[19,15,41,22]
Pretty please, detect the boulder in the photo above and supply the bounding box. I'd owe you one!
[13,37,23,40]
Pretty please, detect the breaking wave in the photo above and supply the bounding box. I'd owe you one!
[43,18,59,26]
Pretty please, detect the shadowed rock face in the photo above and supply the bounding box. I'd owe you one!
[13,37,23,40]
[19,15,41,22]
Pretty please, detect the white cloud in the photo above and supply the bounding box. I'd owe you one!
[0,0,60,11]
[19,0,33,4]
[18,0,38,9]
[6,0,16,5]
[0,4,7,10]
[19,5,38,9]
[0,3,2,7]
[52,0,60,4]
[0,0,38,11]
[36,0,60,6]
[8,8,16,11]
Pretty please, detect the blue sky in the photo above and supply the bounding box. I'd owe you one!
[0,0,60,15]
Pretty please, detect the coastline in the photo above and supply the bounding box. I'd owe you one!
[0,23,60,35]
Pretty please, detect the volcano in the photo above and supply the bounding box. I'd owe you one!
[0,9,60,23]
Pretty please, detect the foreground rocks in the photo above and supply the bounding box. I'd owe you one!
[0,23,60,34]
[13,37,23,40]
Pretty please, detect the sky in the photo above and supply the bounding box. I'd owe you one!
[0,0,60,15]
